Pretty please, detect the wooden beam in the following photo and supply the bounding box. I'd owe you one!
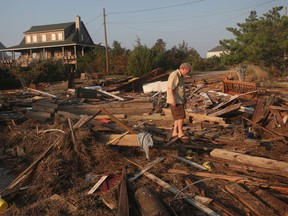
[105,134,139,146]
[127,160,220,216]
[210,148,288,173]
[101,107,135,134]
[225,183,275,216]
[186,112,226,124]
[208,103,241,117]
[117,167,129,216]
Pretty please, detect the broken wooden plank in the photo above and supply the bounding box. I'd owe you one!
[26,87,57,98]
[117,167,129,216]
[192,171,288,195]
[25,110,51,122]
[212,95,239,110]
[225,183,275,216]
[210,148,288,173]
[101,107,135,134]
[208,102,241,117]
[176,156,208,170]
[87,175,108,195]
[97,89,125,101]
[186,112,226,124]
[127,160,220,216]
[105,134,139,146]
[254,189,288,216]
[128,157,165,183]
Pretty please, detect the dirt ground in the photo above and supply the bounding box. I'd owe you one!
[0,69,288,216]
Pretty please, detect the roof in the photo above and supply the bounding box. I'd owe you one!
[0,42,5,49]
[208,45,228,52]
[24,22,74,33]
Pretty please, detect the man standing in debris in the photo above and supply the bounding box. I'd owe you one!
[166,62,192,141]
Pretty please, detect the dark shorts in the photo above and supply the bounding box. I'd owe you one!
[170,104,186,120]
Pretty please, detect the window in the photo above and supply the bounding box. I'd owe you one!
[51,33,56,41]
[26,35,31,43]
[58,33,63,40]
[32,35,37,43]
[42,34,46,42]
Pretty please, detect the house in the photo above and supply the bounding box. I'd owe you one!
[207,45,228,58]
[0,15,96,69]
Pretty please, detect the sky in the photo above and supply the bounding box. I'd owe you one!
[0,0,287,57]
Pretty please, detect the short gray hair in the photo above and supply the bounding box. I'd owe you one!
[179,63,192,70]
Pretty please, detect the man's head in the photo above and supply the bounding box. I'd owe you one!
[179,63,192,76]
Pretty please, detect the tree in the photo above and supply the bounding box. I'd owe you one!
[220,6,288,73]
[77,44,106,76]
[127,38,158,77]
[166,41,201,70]
[151,39,168,69]
[109,40,129,75]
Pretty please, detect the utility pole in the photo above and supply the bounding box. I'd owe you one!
[103,8,109,76]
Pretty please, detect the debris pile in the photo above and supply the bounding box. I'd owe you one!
[0,70,288,216]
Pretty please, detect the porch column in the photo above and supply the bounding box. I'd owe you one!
[62,47,65,57]
[74,45,77,58]
[81,47,84,56]
[43,48,46,60]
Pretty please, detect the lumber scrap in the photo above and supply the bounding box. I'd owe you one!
[127,160,220,216]
[186,112,226,124]
[87,175,108,195]
[212,95,238,110]
[105,134,139,146]
[25,110,51,122]
[210,148,288,173]
[175,156,208,170]
[128,157,165,182]
[134,186,170,216]
[208,102,241,117]
[101,107,135,134]
[32,102,58,113]
[192,172,288,194]
[97,89,125,101]
[254,189,288,216]
[25,87,57,98]
[244,117,288,140]
[225,183,275,216]
[117,167,129,216]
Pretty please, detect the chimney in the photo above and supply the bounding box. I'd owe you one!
[75,15,82,41]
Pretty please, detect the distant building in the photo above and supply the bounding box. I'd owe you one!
[0,15,96,69]
[207,45,229,58]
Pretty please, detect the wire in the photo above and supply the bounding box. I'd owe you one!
[108,0,204,15]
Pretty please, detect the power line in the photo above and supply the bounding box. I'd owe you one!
[107,0,279,34]
[108,0,204,15]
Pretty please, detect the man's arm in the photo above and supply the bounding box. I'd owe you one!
[167,87,176,107]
